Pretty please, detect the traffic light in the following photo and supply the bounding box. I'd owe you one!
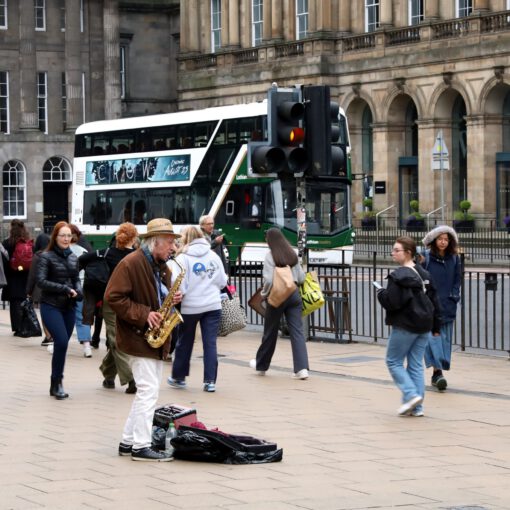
[303,85,346,177]
[248,86,309,175]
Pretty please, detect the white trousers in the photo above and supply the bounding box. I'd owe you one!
[122,356,163,449]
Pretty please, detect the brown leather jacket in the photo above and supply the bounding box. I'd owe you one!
[105,247,172,360]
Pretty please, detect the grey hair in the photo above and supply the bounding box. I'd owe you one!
[141,235,171,252]
[199,214,212,227]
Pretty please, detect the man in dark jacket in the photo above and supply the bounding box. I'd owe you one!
[199,215,228,272]
[105,218,181,462]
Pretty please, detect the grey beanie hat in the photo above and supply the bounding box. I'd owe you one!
[422,225,458,247]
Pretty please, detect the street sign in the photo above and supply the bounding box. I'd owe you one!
[432,129,450,170]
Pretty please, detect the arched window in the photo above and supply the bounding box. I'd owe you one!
[43,156,72,181]
[2,160,26,218]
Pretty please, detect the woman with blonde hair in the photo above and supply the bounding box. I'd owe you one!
[167,225,228,392]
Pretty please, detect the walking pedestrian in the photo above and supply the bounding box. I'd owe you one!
[94,222,139,393]
[167,225,228,393]
[105,218,182,461]
[70,224,93,358]
[26,233,53,347]
[250,227,309,380]
[1,219,33,335]
[37,222,83,400]
[376,236,441,417]
[421,225,461,391]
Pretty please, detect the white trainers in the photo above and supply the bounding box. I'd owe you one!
[397,395,423,416]
[249,359,265,376]
[47,343,54,354]
[292,369,309,380]
[83,344,92,358]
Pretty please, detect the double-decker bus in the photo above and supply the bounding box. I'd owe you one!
[72,101,354,264]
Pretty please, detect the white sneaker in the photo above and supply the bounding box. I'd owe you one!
[83,344,92,358]
[292,369,309,380]
[47,343,54,354]
[249,359,265,376]
[397,395,422,416]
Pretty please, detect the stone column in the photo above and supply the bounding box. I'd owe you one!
[271,0,283,40]
[473,0,489,14]
[188,0,200,52]
[425,0,440,21]
[308,0,317,34]
[64,0,83,131]
[338,0,351,33]
[103,0,121,120]
[180,1,188,52]
[199,1,210,53]
[221,0,229,48]
[228,0,240,47]
[466,115,496,216]
[371,123,398,220]
[417,119,453,218]
[262,0,272,41]
[19,0,38,131]
[380,0,393,28]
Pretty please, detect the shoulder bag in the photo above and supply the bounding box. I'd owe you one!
[218,291,247,337]
[248,287,267,317]
[299,271,325,317]
[268,266,297,308]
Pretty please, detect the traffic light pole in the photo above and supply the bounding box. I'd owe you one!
[297,178,309,340]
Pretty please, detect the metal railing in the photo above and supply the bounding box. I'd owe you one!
[228,256,510,355]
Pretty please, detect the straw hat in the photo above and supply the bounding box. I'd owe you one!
[139,218,181,239]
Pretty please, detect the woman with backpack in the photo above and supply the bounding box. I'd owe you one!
[376,236,441,417]
[421,226,461,392]
[1,219,33,335]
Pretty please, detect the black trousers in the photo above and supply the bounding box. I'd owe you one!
[255,290,309,373]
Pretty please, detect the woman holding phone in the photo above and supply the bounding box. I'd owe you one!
[376,236,441,417]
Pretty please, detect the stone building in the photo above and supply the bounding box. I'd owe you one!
[0,0,179,235]
[178,0,510,227]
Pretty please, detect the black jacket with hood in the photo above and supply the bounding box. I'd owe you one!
[377,264,441,334]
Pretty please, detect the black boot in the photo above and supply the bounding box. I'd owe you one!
[50,378,69,400]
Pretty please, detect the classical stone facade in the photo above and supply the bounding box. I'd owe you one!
[0,0,179,235]
[178,0,510,227]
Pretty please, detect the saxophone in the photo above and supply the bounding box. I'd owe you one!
[145,258,185,349]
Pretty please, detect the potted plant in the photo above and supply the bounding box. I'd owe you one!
[453,200,475,232]
[405,200,425,231]
[503,215,510,234]
[361,198,376,230]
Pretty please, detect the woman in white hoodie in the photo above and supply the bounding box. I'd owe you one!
[167,226,228,392]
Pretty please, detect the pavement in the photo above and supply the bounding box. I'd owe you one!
[1,308,510,510]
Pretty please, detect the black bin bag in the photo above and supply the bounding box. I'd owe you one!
[171,425,283,464]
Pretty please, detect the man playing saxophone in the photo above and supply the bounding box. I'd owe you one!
[105,218,182,462]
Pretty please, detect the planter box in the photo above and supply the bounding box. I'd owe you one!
[405,219,425,232]
[361,219,376,231]
[453,220,475,233]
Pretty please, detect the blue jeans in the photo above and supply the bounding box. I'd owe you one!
[172,309,221,384]
[74,299,91,342]
[41,303,76,381]
[424,322,453,371]
[386,327,430,410]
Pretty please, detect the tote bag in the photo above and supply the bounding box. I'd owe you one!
[268,266,297,308]
[299,271,325,317]
[218,294,247,336]
[248,287,267,317]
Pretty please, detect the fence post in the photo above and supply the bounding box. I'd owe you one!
[460,252,466,351]
[372,251,378,343]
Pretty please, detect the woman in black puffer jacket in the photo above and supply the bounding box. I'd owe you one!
[36,222,83,400]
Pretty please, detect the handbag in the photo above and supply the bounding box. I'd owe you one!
[17,298,43,338]
[218,293,247,337]
[268,266,297,308]
[248,287,267,317]
[83,249,110,296]
[299,271,325,317]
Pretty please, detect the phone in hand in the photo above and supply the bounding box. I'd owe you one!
[372,281,382,290]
